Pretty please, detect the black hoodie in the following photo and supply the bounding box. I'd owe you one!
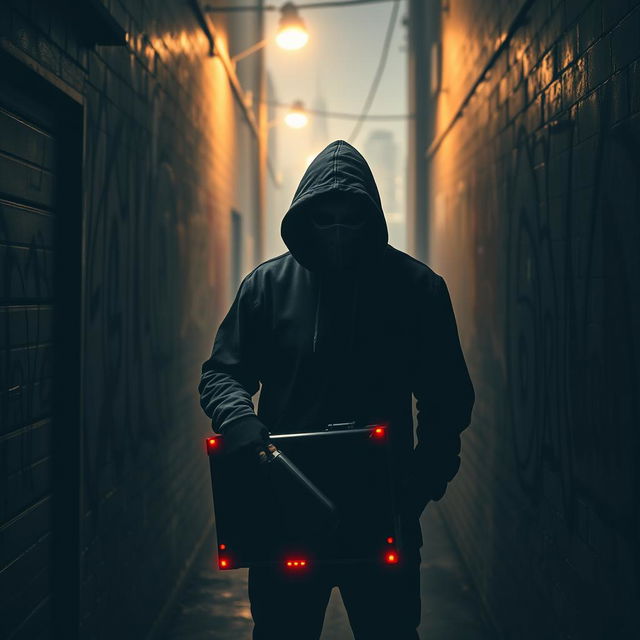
[198,140,475,545]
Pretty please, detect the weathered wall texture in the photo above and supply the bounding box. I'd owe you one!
[417,0,640,637]
[0,1,264,638]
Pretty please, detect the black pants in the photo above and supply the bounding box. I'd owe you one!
[248,545,421,639]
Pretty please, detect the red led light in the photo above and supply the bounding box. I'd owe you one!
[285,558,308,569]
[385,552,398,564]
[219,543,226,550]
[219,558,229,568]
[371,426,386,438]
[208,438,217,445]
[386,536,394,544]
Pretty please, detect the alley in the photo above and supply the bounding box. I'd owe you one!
[2,0,639,638]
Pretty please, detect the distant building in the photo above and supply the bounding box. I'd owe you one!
[364,129,406,250]
[310,72,330,154]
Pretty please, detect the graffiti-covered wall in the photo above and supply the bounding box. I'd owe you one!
[0,1,264,637]
[412,0,640,637]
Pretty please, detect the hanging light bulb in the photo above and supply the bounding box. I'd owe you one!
[276,2,309,50]
[284,100,308,128]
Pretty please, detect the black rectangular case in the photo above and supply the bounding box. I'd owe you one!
[205,422,403,570]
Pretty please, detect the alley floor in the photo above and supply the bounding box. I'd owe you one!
[159,505,495,639]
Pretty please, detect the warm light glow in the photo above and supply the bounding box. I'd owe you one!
[385,552,398,564]
[276,3,309,51]
[284,114,308,128]
[219,558,229,568]
[371,426,386,439]
[275,26,309,50]
[219,543,226,550]
[284,109,308,129]
[386,537,394,544]
[208,438,217,445]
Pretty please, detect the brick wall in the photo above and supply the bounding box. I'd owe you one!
[0,1,264,637]
[413,0,640,637]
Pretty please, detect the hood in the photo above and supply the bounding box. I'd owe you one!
[279,141,389,425]
[280,139,389,273]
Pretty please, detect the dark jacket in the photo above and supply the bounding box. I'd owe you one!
[198,139,475,546]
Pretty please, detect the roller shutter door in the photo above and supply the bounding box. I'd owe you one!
[0,79,57,639]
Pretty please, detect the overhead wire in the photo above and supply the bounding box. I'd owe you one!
[205,1,399,11]
[280,0,398,8]
[264,101,412,121]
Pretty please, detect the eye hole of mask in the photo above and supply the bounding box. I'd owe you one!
[311,208,365,228]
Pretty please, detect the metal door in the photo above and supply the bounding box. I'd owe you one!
[0,77,60,640]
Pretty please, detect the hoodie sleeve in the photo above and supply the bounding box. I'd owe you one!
[198,272,268,449]
[407,274,475,513]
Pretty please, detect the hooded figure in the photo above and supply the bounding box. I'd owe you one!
[199,139,474,638]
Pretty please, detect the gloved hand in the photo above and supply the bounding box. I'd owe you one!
[258,443,278,462]
[218,414,273,459]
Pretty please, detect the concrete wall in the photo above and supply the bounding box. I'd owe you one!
[0,1,264,637]
[411,0,640,637]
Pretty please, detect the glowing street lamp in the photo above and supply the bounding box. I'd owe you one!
[284,100,308,128]
[275,3,309,50]
[214,2,309,64]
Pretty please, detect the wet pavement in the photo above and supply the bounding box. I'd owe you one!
[159,504,495,639]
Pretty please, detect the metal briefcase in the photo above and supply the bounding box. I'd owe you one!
[205,421,404,571]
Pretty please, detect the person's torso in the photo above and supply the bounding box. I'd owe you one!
[253,245,426,443]
[251,244,434,548]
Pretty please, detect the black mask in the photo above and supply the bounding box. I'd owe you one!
[310,202,368,272]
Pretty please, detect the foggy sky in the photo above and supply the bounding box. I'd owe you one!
[264,0,409,257]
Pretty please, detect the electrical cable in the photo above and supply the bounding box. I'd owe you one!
[347,0,400,143]
[284,0,398,8]
[264,101,412,121]
[206,0,399,12]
